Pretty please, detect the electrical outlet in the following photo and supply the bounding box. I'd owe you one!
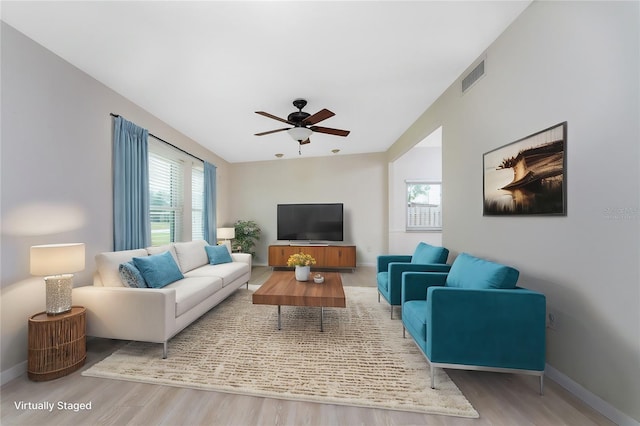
[547,310,558,330]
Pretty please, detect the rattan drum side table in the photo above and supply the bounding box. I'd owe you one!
[27,306,86,381]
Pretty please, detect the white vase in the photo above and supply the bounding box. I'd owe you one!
[295,265,311,281]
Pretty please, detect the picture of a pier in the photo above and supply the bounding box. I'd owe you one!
[483,122,567,215]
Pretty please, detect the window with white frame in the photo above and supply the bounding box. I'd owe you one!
[191,166,204,241]
[406,181,442,231]
[148,140,204,246]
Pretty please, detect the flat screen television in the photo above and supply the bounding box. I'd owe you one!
[277,203,344,242]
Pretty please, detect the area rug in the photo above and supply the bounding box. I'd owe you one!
[82,285,478,418]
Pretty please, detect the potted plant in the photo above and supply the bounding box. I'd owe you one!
[233,220,261,257]
[287,252,316,281]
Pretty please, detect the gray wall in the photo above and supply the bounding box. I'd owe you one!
[228,153,388,266]
[389,1,639,422]
[0,22,229,376]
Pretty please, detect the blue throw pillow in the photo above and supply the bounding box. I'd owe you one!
[205,244,233,265]
[133,251,184,288]
[446,253,519,290]
[118,261,148,288]
[411,242,449,264]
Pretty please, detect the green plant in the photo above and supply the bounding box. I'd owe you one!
[233,220,261,257]
[287,252,317,267]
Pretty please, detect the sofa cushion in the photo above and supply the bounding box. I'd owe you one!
[205,244,233,265]
[95,248,149,287]
[133,251,184,288]
[403,300,428,341]
[377,272,389,291]
[446,253,519,290]
[173,240,209,273]
[411,242,449,264]
[118,261,148,288]
[146,244,179,265]
[184,262,250,287]
[165,277,223,317]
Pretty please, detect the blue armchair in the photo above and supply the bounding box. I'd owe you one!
[377,242,450,318]
[401,253,546,394]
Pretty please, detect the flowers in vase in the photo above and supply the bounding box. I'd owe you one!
[287,252,317,267]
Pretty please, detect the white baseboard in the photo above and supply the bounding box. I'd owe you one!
[1,360,26,386]
[546,364,639,426]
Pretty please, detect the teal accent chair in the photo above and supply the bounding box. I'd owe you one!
[377,242,450,318]
[401,253,546,394]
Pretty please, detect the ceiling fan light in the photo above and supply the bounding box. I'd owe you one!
[288,127,312,142]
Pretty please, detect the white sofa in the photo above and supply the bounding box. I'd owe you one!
[73,240,251,358]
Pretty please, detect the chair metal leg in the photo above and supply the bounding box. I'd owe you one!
[163,341,168,359]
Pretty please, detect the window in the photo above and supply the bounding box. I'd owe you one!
[406,181,442,231]
[148,140,204,246]
[191,166,204,241]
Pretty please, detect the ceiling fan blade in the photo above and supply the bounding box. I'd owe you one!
[303,108,335,125]
[309,126,350,137]
[255,128,290,136]
[299,138,311,145]
[255,111,293,125]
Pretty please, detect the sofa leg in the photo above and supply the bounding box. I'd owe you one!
[402,326,405,338]
[163,342,168,359]
[390,306,393,319]
[377,292,380,303]
[431,365,436,389]
[539,374,544,395]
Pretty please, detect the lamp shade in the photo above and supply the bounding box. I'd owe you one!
[288,127,312,142]
[217,227,236,240]
[30,243,85,276]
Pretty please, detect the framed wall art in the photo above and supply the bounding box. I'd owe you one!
[483,122,567,216]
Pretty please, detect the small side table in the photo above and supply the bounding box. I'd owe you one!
[27,306,86,381]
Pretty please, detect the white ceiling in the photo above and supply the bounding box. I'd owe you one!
[1,1,530,163]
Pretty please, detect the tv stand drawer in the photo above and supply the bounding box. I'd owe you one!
[268,245,356,269]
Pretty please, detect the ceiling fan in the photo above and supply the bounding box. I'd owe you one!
[254,99,350,153]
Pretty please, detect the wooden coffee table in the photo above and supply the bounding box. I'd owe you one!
[252,271,346,331]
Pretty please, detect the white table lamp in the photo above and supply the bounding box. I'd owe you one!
[217,227,235,251]
[30,243,85,315]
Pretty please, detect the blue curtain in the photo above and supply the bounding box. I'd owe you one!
[113,116,151,250]
[203,161,217,244]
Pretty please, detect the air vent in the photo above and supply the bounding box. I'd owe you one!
[462,59,485,93]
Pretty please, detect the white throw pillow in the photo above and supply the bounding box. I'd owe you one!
[173,240,209,273]
[146,244,179,265]
[95,249,148,287]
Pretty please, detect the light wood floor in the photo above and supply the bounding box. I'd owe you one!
[1,266,614,426]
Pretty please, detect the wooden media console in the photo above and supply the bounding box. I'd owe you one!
[268,245,356,269]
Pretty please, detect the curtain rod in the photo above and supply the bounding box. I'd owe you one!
[110,113,204,163]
